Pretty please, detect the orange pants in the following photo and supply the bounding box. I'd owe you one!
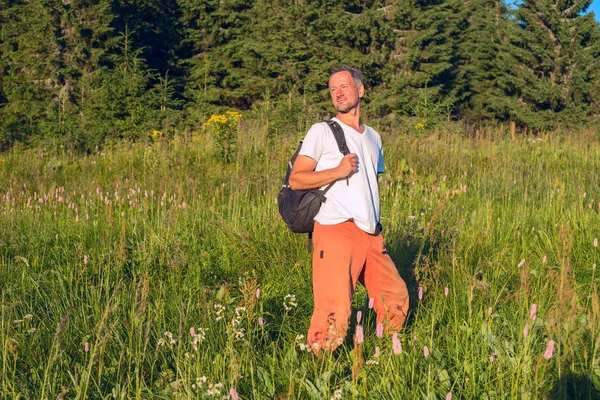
[308,221,409,353]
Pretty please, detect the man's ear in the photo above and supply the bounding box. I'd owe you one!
[358,84,365,99]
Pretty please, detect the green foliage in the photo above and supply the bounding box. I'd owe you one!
[502,0,600,130]
[1,0,600,150]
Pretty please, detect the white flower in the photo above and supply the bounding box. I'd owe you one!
[283,294,297,311]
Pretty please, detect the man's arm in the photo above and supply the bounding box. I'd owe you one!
[289,154,357,190]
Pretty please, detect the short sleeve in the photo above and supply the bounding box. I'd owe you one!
[377,142,385,174]
[298,123,327,162]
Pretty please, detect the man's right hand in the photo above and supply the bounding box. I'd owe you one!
[336,153,358,178]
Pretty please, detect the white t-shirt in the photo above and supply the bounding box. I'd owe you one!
[299,118,384,234]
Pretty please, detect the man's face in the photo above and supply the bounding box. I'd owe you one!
[329,71,364,114]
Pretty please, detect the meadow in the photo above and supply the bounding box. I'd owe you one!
[1,122,599,399]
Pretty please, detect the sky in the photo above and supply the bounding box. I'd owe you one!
[590,1,600,20]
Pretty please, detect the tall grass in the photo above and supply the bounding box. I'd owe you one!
[1,124,599,398]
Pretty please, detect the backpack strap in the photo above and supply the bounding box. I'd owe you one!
[319,120,350,194]
[325,120,350,156]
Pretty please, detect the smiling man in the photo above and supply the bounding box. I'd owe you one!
[289,65,409,353]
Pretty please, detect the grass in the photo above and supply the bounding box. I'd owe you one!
[1,123,599,399]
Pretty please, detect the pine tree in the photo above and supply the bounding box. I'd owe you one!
[454,0,510,122]
[504,0,600,130]
[0,0,64,147]
[389,0,465,123]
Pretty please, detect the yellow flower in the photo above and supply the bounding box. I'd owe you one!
[225,111,242,122]
[204,114,228,127]
[148,129,163,139]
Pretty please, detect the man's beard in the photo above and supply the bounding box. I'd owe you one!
[335,100,359,113]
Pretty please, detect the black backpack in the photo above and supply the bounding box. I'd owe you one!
[278,120,349,235]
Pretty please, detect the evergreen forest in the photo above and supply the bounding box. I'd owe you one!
[1,0,599,152]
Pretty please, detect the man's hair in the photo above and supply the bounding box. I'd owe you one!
[329,65,364,87]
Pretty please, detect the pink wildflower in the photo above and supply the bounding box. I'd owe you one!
[76,214,79,222]
[376,323,384,338]
[489,353,496,362]
[190,327,196,337]
[544,340,555,360]
[444,287,449,297]
[229,388,239,400]
[446,393,452,400]
[355,325,364,344]
[518,258,525,268]
[84,256,88,265]
[84,342,89,352]
[529,304,537,321]
[258,317,264,326]
[523,323,529,338]
[356,311,362,324]
[392,333,402,355]
[368,297,374,309]
[255,288,261,299]
[373,346,380,358]
[418,286,423,301]
[543,255,547,264]
[488,307,493,316]
[424,345,430,358]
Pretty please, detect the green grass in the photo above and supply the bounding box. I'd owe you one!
[1,124,599,399]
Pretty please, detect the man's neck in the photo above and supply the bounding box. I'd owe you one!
[335,109,364,133]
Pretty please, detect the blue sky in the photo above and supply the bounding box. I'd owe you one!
[589,1,600,20]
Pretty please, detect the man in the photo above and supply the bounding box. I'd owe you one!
[289,65,409,353]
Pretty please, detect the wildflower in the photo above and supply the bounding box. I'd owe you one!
[255,288,261,299]
[331,388,343,400]
[75,215,79,222]
[418,286,423,301]
[356,311,362,324]
[365,360,379,365]
[283,294,297,311]
[84,256,88,265]
[594,264,597,271]
[258,317,264,326]
[523,323,529,338]
[373,346,380,358]
[544,340,555,360]
[355,325,364,344]
[488,307,493,316]
[444,287,449,297]
[446,393,452,400]
[542,255,547,264]
[376,323,384,338]
[408,215,416,220]
[392,333,402,355]
[368,297,374,309]
[529,304,537,321]
[518,258,525,268]
[84,342,89,352]
[489,352,496,362]
[163,331,176,345]
[229,388,239,400]
[190,327,196,337]
[24,314,32,320]
[595,238,598,248]
[424,345,430,358]
[214,304,226,321]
